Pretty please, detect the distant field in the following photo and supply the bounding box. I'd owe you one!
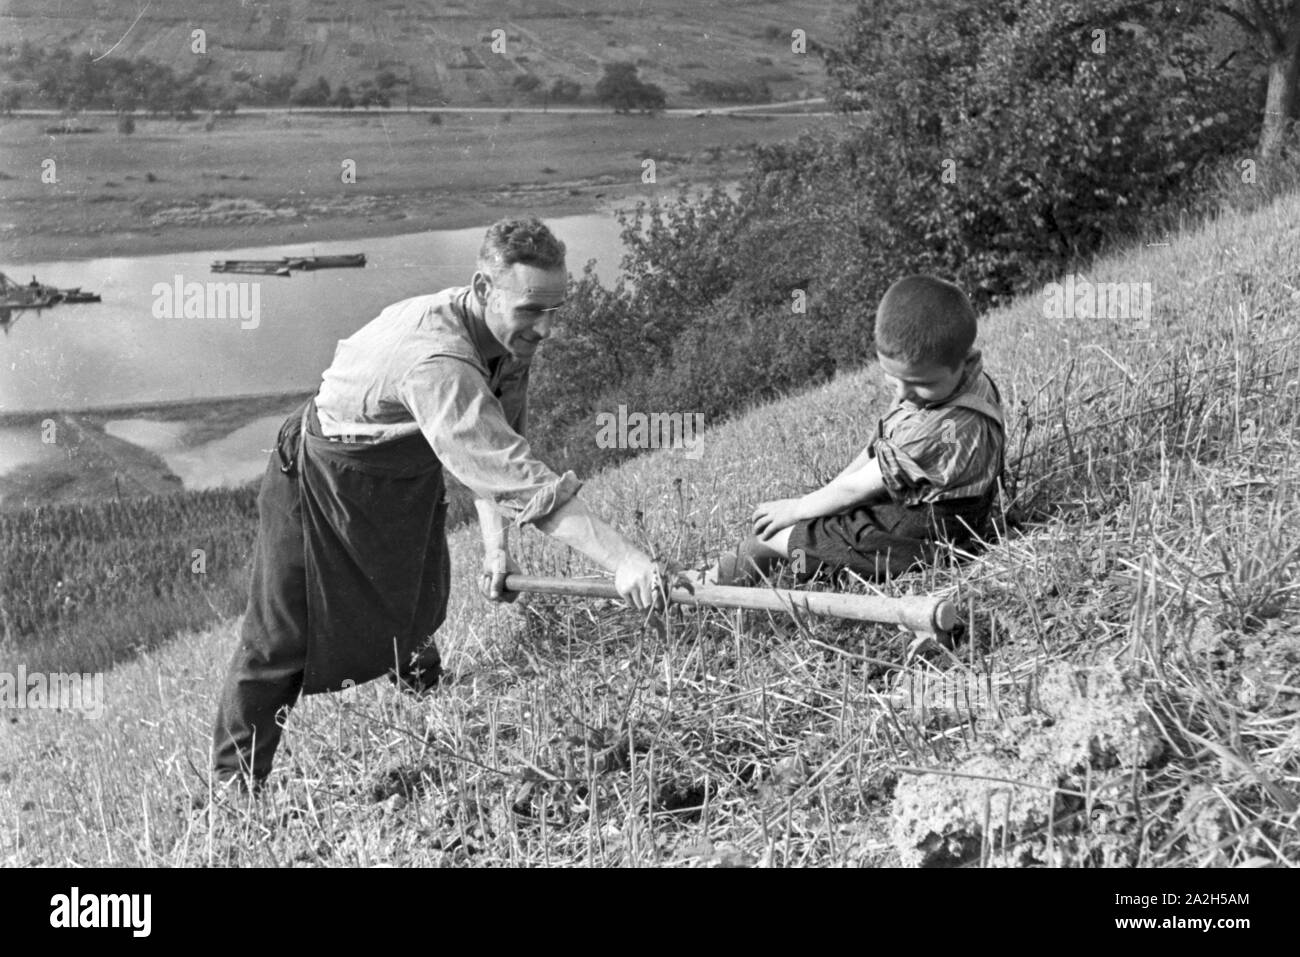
[0,0,844,107]
[0,110,835,262]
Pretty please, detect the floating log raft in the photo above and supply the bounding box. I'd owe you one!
[283,253,367,271]
[211,253,365,276]
[210,260,293,276]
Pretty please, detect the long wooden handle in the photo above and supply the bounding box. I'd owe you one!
[502,574,957,634]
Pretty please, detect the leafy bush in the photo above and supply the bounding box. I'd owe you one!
[0,44,241,115]
[522,0,1276,484]
[356,82,390,108]
[549,77,581,101]
[290,77,332,107]
[687,77,771,103]
[594,63,666,113]
[823,0,1256,297]
[329,84,355,109]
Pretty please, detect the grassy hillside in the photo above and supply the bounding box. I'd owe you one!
[2,190,1298,867]
[0,0,840,107]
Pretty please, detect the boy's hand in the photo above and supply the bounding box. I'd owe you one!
[752,498,804,540]
[480,550,522,603]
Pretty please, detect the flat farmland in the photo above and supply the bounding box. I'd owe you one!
[0,0,846,107]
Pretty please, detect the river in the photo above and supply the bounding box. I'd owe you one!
[0,213,628,489]
[0,213,625,412]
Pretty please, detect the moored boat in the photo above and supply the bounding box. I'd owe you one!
[57,288,102,304]
[211,253,364,275]
[0,272,101,328]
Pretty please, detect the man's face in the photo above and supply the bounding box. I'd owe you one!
[877,353,964,406]
[475,263,567,359]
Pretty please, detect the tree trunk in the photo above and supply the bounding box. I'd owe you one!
[1259,38,1300,159]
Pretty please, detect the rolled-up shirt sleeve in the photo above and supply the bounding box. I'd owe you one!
[873,436,933,499]
[872,410,981,503]
[399,355,581,526]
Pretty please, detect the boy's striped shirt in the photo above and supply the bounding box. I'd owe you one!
[870,350,1005,506]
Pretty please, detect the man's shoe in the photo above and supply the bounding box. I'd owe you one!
[389,660,443,698]
[182,772,264,814]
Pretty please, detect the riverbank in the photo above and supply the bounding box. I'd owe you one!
[0,390,490,525]
[0,111,826,264]
[0,392,312,509]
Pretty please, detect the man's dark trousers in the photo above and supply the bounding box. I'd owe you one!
[211,447,309,784]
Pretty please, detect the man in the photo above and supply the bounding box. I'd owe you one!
[212,217,659,787]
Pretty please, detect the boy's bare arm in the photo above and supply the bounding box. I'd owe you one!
[830,444,876,483]
[752,457,888,539]
[799,455,888,518]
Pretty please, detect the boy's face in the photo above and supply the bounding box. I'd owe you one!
[877,353,965,406]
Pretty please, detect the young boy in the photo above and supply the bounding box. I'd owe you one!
[711,274,1005,586]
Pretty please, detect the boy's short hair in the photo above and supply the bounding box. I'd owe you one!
[874,275,977,370]
[477,217,566,279]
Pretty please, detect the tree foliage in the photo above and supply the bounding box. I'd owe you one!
[0,43,217,115]
[329,84,355,109]
[0,43,423,113]
[821,0,1253,295]
[594,63,666,113]
[290,76,332,107]
[549,77,582,101]
[522,0,1276,482]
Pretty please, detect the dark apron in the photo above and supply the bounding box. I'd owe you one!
[277,399,450,694]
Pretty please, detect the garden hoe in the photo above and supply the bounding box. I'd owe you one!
[503,574,957,639]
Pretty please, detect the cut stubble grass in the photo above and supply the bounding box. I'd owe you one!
[3,191,1299,867]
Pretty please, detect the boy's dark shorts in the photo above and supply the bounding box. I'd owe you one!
[786,496,993,582]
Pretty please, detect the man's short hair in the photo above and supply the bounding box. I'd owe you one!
[874,275,977,370]
[477,217,566,279]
